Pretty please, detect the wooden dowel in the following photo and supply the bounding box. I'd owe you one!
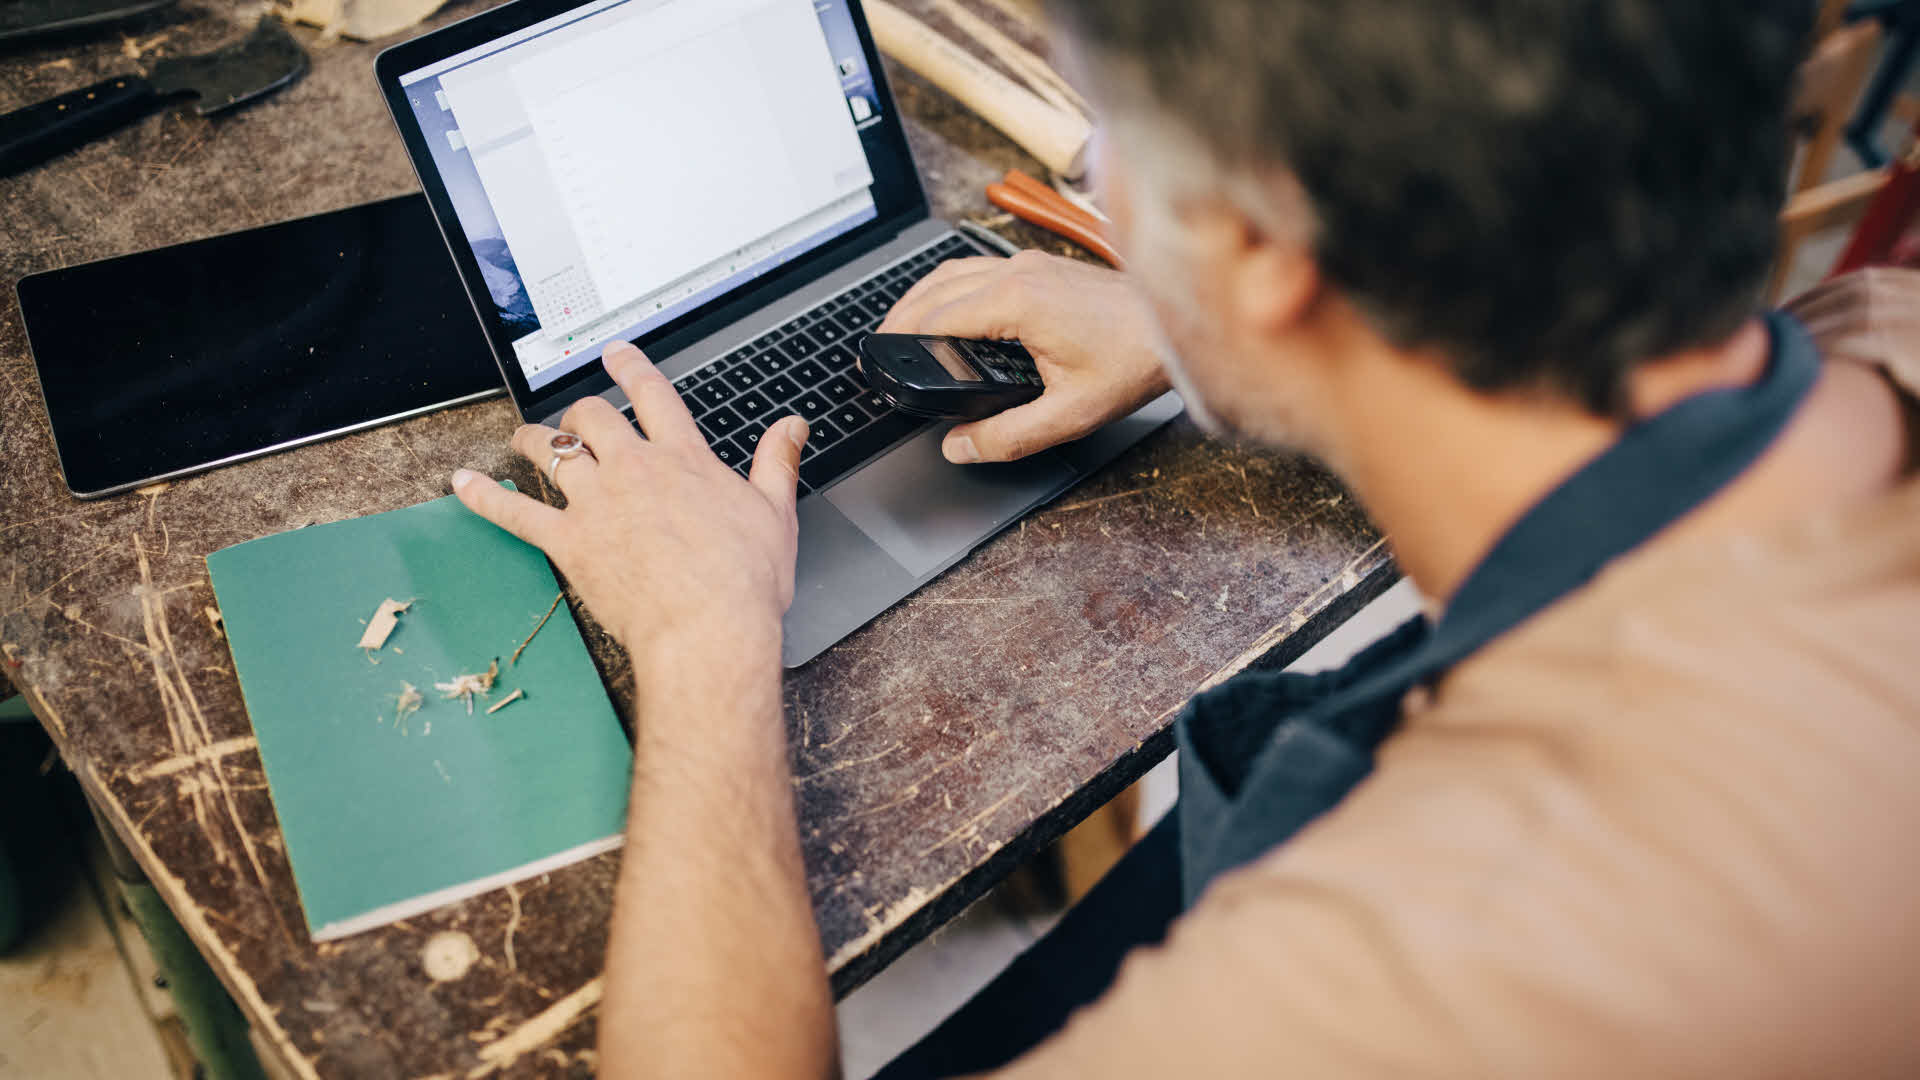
[867,0,1091,179]
[929,0,1092,119]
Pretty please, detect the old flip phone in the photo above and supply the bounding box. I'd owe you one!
[857,333,1044,420]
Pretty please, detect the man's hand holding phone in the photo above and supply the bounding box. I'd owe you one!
[877,250,1172,463]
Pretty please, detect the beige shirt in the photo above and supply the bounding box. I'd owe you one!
[1004,270,1920,1078]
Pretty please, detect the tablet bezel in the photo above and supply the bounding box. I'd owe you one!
[14,195,504,499]
[375,0,931,423]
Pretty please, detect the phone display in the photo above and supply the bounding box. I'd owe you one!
[857,333,1042,420]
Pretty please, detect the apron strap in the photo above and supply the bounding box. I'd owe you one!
[1179,312,1824,902]
[1414,313,1823,690]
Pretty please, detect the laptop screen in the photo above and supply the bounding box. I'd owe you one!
[397,0,885,392]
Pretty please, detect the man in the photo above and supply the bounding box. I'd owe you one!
[450,0,1920,1074]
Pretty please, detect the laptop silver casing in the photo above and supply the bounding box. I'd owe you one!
[544,216,1181,667]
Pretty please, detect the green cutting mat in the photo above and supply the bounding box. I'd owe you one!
[207,490,631,941]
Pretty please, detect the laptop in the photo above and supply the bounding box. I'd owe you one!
[376,0,1181,666]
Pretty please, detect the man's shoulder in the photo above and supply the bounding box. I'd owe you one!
[1193,507,1920,1072]
[1422,269,1920,738]
[1439,467,1920,731]
[1419,461,1920,856]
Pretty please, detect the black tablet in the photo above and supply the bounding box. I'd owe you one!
[16,194,503,498]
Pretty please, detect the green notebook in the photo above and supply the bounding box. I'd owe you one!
[207,490,632,941]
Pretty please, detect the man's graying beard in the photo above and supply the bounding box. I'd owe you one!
[1100,111,1312,450]
[1097,114,1227,439]
[1126,236,1223,439]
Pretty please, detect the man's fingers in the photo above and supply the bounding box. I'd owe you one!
[882,272,1001,336]
[603,342,704,452]
[557,394,640,460]
[510,423,561,464]
[913,278,1031,343]
[885,256,1000,319]
[943,392,1086,464]
[451,469,566,550]
[748,415,809,516]
[879,258,1002,332]
[510,423,600,497]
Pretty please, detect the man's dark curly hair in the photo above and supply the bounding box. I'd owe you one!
[1049,0,1811,416]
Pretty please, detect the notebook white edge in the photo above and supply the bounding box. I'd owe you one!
[309,832,627,942]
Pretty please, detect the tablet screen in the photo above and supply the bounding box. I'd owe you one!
[17,195,502,498]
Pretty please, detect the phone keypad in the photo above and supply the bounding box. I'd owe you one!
[961,341,1042,386]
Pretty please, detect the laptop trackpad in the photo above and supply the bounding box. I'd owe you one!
[825,427,1076,576]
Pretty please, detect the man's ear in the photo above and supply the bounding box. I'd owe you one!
[1183,201,1321,337]
[1232,219,1319,337]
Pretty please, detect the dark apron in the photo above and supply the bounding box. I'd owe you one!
[1176,311,1822,904]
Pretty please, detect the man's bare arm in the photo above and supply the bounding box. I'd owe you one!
[599,627,837,1078]
[452,341,838,1078]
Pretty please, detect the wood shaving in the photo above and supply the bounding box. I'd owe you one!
[357,598,412,651]
[503,884,523,971]
[119,31,171,61]
[395,683,423,728]
[436,659,498,715]
[275,0,450,40]
[511,592,564,666]
[205,606,224,638]
[485,688,524,715]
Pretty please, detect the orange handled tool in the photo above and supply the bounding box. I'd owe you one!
[986,168,1125,269]
[1002,169,1104,230]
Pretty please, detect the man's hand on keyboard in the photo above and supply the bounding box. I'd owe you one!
[451,340,808,674]
[878,250,1172,463]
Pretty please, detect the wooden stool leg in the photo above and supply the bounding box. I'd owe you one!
[998,779,1152,915]
[1055,782,1144,905]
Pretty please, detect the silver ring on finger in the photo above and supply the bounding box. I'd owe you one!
[545,431,596,486]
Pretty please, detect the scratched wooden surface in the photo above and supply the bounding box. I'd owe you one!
[0,2,1393,1076]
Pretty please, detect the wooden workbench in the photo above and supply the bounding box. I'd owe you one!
[0,2,1393,1075]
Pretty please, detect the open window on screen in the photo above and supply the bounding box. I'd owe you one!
[435,0,877,380]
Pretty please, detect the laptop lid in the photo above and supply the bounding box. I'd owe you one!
[376,0,929,422]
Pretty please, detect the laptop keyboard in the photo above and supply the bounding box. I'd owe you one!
[639,233,975,494]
